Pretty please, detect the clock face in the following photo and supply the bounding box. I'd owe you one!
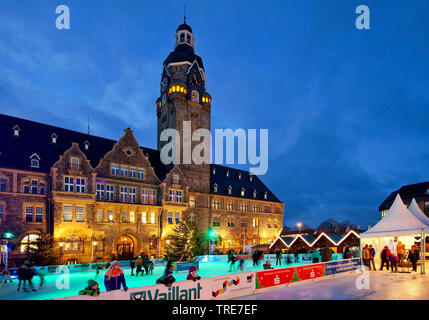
[161,77,168,91]
[189,73,202,87]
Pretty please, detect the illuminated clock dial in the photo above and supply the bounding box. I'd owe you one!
[190,73,201,87]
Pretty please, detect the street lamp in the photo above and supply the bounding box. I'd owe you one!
[297,222,302,233]
[1,231,15,269]
[209,230,217,255]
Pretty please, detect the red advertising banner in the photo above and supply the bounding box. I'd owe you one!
[295,263,325,281]
[255,266,295,289]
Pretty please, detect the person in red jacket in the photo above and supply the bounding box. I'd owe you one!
[186,266,201,281]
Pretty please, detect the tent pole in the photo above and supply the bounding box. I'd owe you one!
[420,232,425,275]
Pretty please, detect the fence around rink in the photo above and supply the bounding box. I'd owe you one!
[53,258,361,300]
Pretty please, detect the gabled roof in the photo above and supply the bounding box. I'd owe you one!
[362,194,429,238]
[379,181,429,211]
[0,114,169,179]
[408,198,429,226]
[210,164,282,203]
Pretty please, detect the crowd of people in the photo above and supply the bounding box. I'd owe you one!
[361,242,421,272]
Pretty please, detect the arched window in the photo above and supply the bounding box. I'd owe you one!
[13,125,20,137]
[51,133,57,144]
[20,234,40,253]
[180,32,185,42]
[191,90,199,103]
[227,186,232,195]
[240,188,245,196]
[213,183,218,193]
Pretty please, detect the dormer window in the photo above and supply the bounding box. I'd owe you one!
[29,153,40,168]
[227,186,232,195]
[173,174,180,184]
[213,183,218,193]
[51,133,57,144]
[238,173,242,180]
[253,190,257,198]
[263,191,268,200]
[225,170,230,177]
[84,140,89,150]
[249,175,253,182]
[145,153,149,159]
[240,188,245,197]
[212,167,216,174]
[13,125,20,137]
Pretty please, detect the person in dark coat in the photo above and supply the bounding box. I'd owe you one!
[228,253,237,272]
[156,262,176,287]
[17,265,27,291]
[343,246,350,260]
[129,259,135,276]
[379,246,390,271]
[104,261,128,292]
[143,256,150,275]
[25,265,36,292]
[252,251,260,267]
[408,246,419,272]
[275,249,282,266]
[135,256,144,276]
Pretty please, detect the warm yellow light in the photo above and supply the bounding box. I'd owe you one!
[180,87,184,92]
[93,241,97,246]
[176,85,180,92]
[59,242,63,247]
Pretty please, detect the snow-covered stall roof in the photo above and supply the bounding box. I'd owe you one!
[361,194,429,238]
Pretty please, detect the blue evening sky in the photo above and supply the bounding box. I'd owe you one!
[1,1,428,229]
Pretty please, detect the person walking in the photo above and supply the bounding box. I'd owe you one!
[362,245,371,269]
[104,261,128,292]
[135,256,144,277]
[369,245,376,271]
[275,249,282,266]
[129,259,135,276]
[380,246,390,271]
[408,245,419,272]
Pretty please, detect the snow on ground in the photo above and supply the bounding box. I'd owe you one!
[0,260,305,300]
[233,265,429,300]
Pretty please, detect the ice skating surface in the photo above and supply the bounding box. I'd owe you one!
[0,260,305,300]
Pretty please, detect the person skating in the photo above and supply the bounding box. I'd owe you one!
[135,256,144,276]
[275,249,282,266]
[368,245,376,271]
[37,266,46,288]
[186,266,201,281]
[0,264,12,283]
[156,262,176,287]
[129,259,135,276]
[25,264,36,292]
[95,263,103,278]
[148,259,154,275]
[228,253,238,272]
[78,279,100,296]
[227,250,233,264]
[380,246,390,271]
[104,261,128,292]
[17,264,27,291]
[143,255,150,275]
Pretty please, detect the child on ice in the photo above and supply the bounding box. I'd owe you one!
[186,266,201,281]
[79,279,100,296]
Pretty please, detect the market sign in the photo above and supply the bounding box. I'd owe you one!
[324,258,361,276]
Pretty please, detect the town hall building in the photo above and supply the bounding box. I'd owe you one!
[0,21,284,264]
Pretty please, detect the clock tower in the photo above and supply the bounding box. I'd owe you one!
[156,19,212,193]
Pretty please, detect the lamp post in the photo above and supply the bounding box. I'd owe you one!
[92,241,97,262]
[209,230,216,255]
[1,231,15,269]
[297,222,302,233]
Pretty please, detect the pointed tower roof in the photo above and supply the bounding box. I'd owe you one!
[409,198,429,226]
[361,194,429,238]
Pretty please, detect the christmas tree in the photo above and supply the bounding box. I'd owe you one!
[165,213,206,262]
[255,275,262,289]
[292,268,300,282]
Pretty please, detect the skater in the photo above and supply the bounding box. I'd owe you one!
[37,266,46,288]
[275,249,282,266]
[104,261,128,292]
[148,259,154,275]
[228,253,238,272]
[156,262,176,287]
[369,245,376,271]
[129,259,135,276]
[227,250,233,264]
[0,264,12,283]
[135,256,144,276]
[380,246,390,271]
[186,266,201,281]
[263,260,273,270]
[79,279,100,296]
[95,263,103,278]
[252,251,260,267]
[25,264,36,292]
[343,246,350,260]
[143,256,150,275]
[408,245,419,272]
[237,258,245,271]
[17,264,27,291]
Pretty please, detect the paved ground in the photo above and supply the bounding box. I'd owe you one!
[234,266,429,300]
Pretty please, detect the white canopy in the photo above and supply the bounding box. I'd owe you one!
[408,198,429,226]
[361,194,429,238]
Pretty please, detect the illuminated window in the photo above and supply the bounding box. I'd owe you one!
[191,90,199,103]
[213,216,221,227]
[227,186,232,195]
[63,205,72,222]
[129,211,135,224]
[148,190,156,205]
[142,212,147,224]
[189,195,196,208]
[213,183,218,193]
[76,206,84,222]
[228,217,234,227]
[108,210,114,222]
[253,218,259,228]
[168,212,173,224]
[142,189,148,204]
[240,188,245,196]
[173,174,180,184]
[150,212,156,224]
[25,206,34,222]
[20,234,40,253]
[96,209,103,222]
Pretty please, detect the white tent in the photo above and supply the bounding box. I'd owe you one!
[360,193,428,274]
[409,198,429,226]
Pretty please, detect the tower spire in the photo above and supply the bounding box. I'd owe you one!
[184,5,186,24]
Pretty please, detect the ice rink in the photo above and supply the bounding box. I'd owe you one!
[0,260,307,300]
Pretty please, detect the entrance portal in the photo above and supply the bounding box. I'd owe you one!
[116,235,134,260]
